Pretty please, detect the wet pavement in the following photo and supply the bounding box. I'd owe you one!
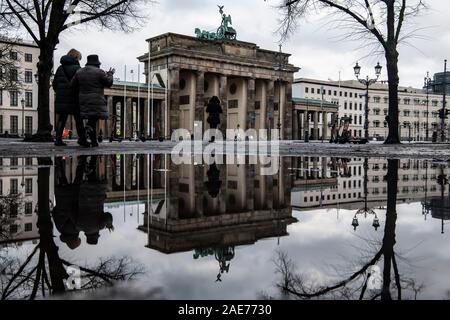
[1,154,450,300]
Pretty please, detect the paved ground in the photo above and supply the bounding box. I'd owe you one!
[1,138,450,160]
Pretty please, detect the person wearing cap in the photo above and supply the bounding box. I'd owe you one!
[71,55,115,147]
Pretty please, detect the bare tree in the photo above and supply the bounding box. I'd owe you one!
[0,39,24,92]
[277,0,427,144]
[274,159,424,300]
[0,160,144,300]
[0,1,150,142]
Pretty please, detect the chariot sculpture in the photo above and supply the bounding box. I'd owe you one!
[195,5,237,41]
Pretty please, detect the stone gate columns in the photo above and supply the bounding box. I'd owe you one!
[247,78,256,131]
[293,110,299,140]
[219,75,228,133]
[313,111,319,140]
[303,111,309,139]
[126,97,133,138]
[285,82,293,140]
[267,80,275,138]
[322,111,328,141]
[106,96,113,138]
[143,99,149,137]
[169,67,180,136]
[195,71,205,131]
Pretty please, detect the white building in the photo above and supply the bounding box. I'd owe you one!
[0,157,39,246]
[293,78,450,141]
[293,78,366,139]
[0,39,39,137]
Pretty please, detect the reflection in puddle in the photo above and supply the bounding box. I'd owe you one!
[0,155,449,299]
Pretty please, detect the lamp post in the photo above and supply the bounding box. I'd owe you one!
[424,72,431,141]
[440,60,448,143]
[20,97,25,137]
[353,62,382,141]
[352,158,380,231]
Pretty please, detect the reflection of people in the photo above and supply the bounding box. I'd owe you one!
[205,163,222,198]
[206,96,223,142]
[53,155,113,249]
[53,157,83,250]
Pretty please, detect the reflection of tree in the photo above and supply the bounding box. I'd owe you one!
[275,159,423,300]
[0,193,23,241]
[0,158,144,300]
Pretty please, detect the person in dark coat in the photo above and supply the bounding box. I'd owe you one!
[206,96,223,142]
[52,49,89,147]
[71,55,115,147]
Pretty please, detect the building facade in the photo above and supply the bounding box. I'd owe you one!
[0,39,39,137]
[294,78,450,141]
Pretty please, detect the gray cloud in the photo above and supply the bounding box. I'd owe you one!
[52,0,449,90]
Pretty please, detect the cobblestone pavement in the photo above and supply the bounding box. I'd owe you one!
[1,138,450,160]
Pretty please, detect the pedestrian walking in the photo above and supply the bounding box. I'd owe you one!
[71,54,115,147]
[52,49,89,147]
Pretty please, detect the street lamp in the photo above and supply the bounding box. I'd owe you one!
[352,158,380,231]
[424,72,432,141]
[20,97,25,137]
[354,62,382,141]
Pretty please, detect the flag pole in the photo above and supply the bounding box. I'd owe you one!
[123,65,127,140]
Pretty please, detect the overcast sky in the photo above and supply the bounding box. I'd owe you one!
[51,0,450,89]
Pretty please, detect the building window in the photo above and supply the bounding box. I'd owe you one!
[359,103,362,110]
[24,223,33,232]
[349,102,352,110]
[25,178,32,194]
[25,53,32,62]
[10,178,18,195]
[25,202,33,215]
[228,100,238,109]
[25,117,32,135]
[344,92,348,97]
[403,110,410,117]
[9,51,18,60]
[9,91,18,106]
[179,95,189,105]
[25,91,32,107]
[305,87,309,93]
[328,90,331,95]
[0,89,2,106]
[334,90,337,96]
[344,102,347,109]
[373,96,381,103]
[350,92,353,98]
[10,224,18,234]
[311,88,315,94]
[25,157,33,167]
[0,115,2,133]
[384,97,388,103]
[10,115,18,134]
[404,98,410,105]
[10,157,18,168]
[432,100,438,107]
[10,68,18,82]
[25,70,33,83]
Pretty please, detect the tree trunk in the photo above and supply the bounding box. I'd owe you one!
[384,48,401,144]
[381,159,399,300]
[26,41,55,142]
[37,158,67,294]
